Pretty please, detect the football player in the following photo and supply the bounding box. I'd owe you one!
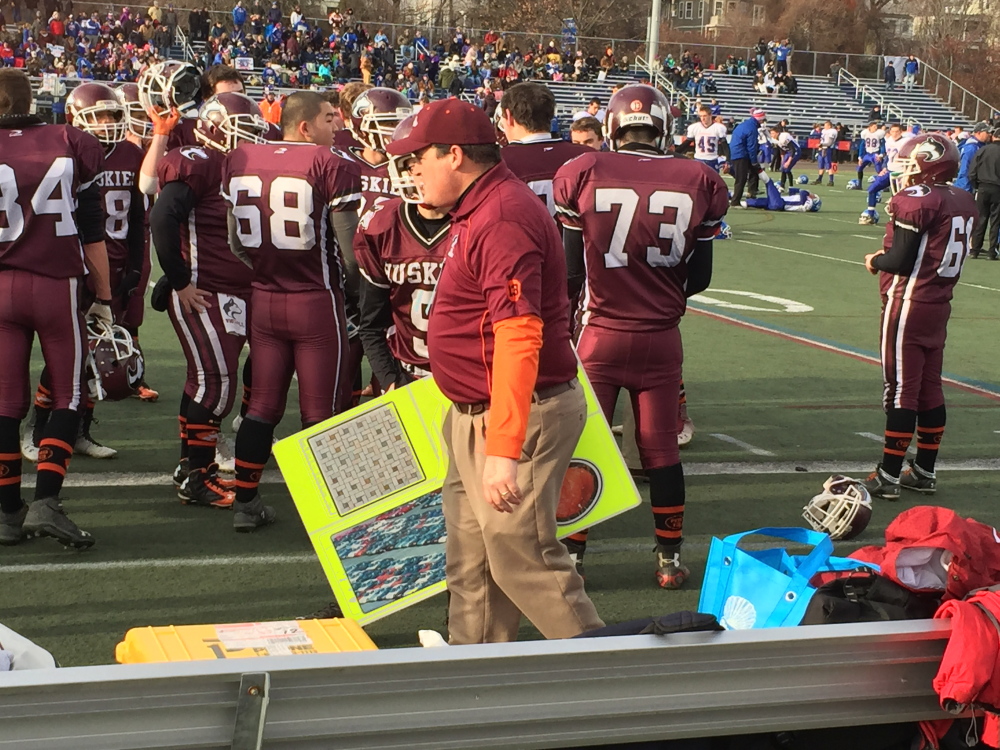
[860,123,911,225]
[857,120,886,183]
[684,104,729,172]
[570,116,604,151]
[813,120,839,186]
[0,69,112,548]
[348,87,412,216]
[498,82,591,217]
[862,133,978,499]
[222,91,362,532]
[333,81,371,151]
[357,112,449,391]
[769,125,801,191]
[553,84,729,588]
[151,92,268,508]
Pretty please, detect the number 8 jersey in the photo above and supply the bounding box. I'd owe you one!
[221,142,362,292]
[553,149,730,330]
[0,124,105,278]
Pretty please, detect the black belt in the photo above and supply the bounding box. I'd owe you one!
[453,378,577,415]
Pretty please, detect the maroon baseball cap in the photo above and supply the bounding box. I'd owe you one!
[385,98,497,156]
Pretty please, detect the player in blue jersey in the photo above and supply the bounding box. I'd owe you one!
[857,121,886,183]
[860,123,911,225]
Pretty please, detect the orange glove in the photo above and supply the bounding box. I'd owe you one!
[151,107,180,136]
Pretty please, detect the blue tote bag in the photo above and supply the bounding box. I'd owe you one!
[698,527,874,630]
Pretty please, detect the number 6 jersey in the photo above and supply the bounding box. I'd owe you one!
[553,148,729,331]
[0,123,105,278]
[221,142,362,292]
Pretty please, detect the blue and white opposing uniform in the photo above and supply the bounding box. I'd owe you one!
[858,127,886,171]
[817,126,839,170]
[867,132,912,209]
[744,173,819,212]
[686,121,729,171]
[775,132,801,172]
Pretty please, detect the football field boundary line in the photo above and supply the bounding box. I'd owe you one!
[689,304,1000,403]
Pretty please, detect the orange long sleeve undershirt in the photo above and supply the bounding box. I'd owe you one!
[485,315,543,459]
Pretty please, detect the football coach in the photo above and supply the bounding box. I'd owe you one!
[386,99,604,644]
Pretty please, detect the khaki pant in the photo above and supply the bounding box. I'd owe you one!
[442,384,604,644]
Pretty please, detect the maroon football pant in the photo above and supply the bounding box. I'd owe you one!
[247,289,349,426]
[880,298,949,413]
[0,271,87,418]
[576,325,683,469]
[168,290,248,418]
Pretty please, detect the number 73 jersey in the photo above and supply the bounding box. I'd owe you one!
[222,142,362,292]
[553,150,729,330]
[881,184,979,303]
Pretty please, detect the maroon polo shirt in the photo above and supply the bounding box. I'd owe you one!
[427,162,577,405]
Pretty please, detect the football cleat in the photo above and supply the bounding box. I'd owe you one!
[233,494,276,532]
[797,174,809,185]
[678,417,695,447]
[172,457,190,490]
[215,435,236,475]
[846,179,860,190]
[23,497,95,549]
[298,601,344,620]
[811,177,823,185]
[858,209,879,225]
[75,430,118,459]
[562,538,587,578]
[899,460,936,494]
[655,545,689,589]
[20,411,38,462]
[178,464,235,508]
[863,465,901,501]
[802,475,872,540]
[0,502,27,546]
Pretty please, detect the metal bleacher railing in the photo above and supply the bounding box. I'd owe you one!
[0,619,956,750]
[920,60,998,124]
[837,68,906,125]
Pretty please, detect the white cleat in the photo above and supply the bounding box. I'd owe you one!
[75,434,118,459]
[677,418,695,447]
[21,410,38,462]
[215,434,236,474]
[231,414,243,433]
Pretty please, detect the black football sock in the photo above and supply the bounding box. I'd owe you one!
[915,404,946,474]
[34,409,81,500]
[857,168,864,182]
[32,373,53,445]
[0,416,23,514]
[177,392,190,460]
[648,462,685,548]
[185,402,220,471]
[881,408,917,478]
[234,416,275,504]
[239,356,252,419]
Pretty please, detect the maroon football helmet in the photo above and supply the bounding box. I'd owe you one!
[350,87,413,152]
[605,84,672,152]
[86,320,145,401]
[889,132,960,194]
[802,475,873,541]
[66,83,127,145]
[116,82,154,140]
[386,113,424,204]
[137,60,202,116]
[195,92,268,153]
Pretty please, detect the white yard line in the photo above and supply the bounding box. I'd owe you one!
[708,433,777,456]
[798,232,822,238]
[854,431,883,442]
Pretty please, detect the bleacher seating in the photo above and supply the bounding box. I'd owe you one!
[846,79,970,130]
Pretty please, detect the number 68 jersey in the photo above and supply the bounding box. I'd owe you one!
[221,142,362,293]
[0,124,104,278]
[880,184,979,304]
[553,150,729,331]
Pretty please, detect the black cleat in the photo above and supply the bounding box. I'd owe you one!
[233,494,276,532]
[178,464,234,508]
[0,502,27,546]
[23,497,95,549]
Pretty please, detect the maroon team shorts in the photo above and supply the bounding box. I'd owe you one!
[247,288,349,427]
[576,324,683,469]
[880,298,950,413]
[167,290,249,417]
[0,271,87,418]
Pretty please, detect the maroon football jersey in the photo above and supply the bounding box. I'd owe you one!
[355,197,449,368]
[0,123,105,279]
[333,128,361,151]
[554,150,729,332]
[221,141,362,293]
[348,149,396,217]
[165,116,199,150]
[501,138,592,217]
[157,144,253,295]
[879,184,979,304]
[97,140,144,269]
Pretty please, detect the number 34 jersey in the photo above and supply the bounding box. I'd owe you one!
[554,150,729,331]
[221,142,362,293]
[0,123,104,278]
[880,184,979,304]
